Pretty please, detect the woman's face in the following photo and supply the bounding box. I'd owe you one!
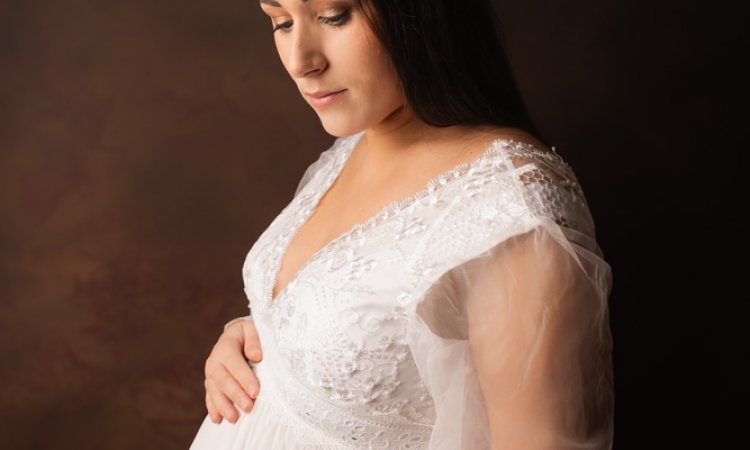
[259,0,406,137]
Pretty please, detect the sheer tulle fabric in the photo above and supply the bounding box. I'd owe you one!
[411,222,613,449]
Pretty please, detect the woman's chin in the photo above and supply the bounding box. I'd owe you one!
[318,116,365,138]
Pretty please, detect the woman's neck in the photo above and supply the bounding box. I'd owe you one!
[361,106,426,157]
[356,105,468,168]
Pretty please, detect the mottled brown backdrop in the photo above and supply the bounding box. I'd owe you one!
[0,1,745,449]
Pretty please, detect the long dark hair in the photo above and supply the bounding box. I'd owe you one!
[358,0,541,139]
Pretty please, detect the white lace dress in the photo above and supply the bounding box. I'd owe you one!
[190,131,614,449]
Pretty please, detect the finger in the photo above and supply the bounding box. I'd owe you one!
[206,392,222,424]
[241,321,263,362]
[205,377,240,423]
[224,349,261,399]
[209,362,256,412]
[217,362,255,412]
[204,333,242,379]
[204,332,259,400]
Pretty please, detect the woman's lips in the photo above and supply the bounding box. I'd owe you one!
[305,89,347,109]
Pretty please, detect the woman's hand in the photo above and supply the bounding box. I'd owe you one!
[204,319,263,424]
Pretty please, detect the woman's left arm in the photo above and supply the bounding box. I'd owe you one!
[466,226,613,450]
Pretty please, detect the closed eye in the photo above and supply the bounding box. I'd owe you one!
[320,7,351,27]
[272,20,293,32]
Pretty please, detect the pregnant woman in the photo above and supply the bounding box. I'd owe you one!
[191,0,614,448]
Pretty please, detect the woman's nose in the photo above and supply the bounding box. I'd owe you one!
[286,29,327,78]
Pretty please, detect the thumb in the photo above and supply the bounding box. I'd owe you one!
[242,321,263,362]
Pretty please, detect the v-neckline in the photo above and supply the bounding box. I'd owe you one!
[266,133,529,306]
[267,134,361,305]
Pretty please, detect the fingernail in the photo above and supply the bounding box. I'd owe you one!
[249,385,259,399]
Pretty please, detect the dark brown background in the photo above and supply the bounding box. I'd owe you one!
[1,0,746,449]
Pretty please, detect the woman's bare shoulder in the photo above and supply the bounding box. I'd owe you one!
[421,125,553,171]
[459,125,557,170]
[468,125,550,153]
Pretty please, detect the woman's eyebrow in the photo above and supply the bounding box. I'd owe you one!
[260,0,310,6]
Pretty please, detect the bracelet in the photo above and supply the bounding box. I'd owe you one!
[223,315,254,332]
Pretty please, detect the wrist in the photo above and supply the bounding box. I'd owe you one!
[223,315,253,332]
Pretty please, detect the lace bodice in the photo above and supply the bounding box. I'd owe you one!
[238,131,613,449]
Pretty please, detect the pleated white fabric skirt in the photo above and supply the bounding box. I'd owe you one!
[189,360,349,450]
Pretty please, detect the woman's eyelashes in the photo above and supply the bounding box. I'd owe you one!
[272,20,293,32]
[320,7,352,26]
[272,7,352,33]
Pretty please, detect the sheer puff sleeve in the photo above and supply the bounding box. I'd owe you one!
[410,221,613,450]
